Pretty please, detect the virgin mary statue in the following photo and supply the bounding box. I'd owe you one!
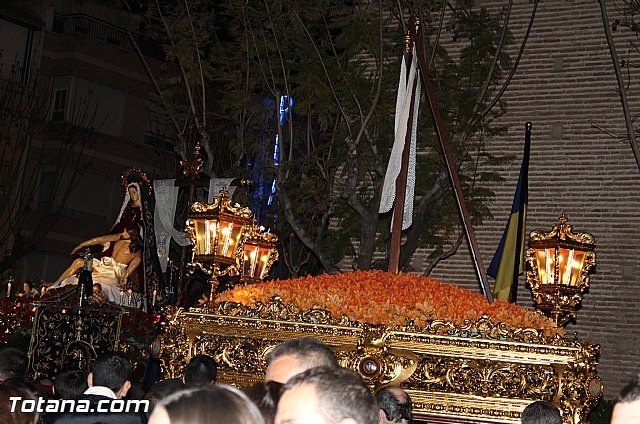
[108,169,165,310]
[47,169,166,311]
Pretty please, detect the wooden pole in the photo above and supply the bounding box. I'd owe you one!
[410,23,494,302]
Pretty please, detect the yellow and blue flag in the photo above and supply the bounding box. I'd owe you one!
[487,122,532,302]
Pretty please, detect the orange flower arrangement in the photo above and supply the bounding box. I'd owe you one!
[216,270,562,335]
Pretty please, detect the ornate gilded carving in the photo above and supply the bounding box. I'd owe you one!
[407,356,558,399]
[189,189,254,219]
[528,213,595,245]
[179,142,203,178]
[525,213,597,326]
[211,296,362,328]
[155,297,601,424]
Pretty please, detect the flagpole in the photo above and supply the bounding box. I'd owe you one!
[388,33,417,274]
[410,22,494,303]
[509,122,532,302]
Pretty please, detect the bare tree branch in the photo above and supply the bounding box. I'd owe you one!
[423,229,464,276]
[598,0,640,173]
[474,0,538,123]
[472,0,513,118]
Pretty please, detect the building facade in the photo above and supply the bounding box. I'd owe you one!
[0,0,177,284]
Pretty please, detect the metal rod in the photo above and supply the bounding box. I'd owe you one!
[410,23,493,303]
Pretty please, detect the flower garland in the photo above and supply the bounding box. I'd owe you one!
[216,270,562,335]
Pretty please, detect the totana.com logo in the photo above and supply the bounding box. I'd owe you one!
[9,397,150,413]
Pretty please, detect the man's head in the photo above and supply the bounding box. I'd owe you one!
[275,366,378,424]
[612,374,640,424]
[184,354,217,387]
[54,369,88,399]
[265,337,338,383]
[521,401,562,424]
[375,387,412,424]
[88,352,132,399]
[0,347,27,381]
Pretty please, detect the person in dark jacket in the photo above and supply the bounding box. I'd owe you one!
[48,352,147,424]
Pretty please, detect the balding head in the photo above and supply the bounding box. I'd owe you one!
[265,337,338,384]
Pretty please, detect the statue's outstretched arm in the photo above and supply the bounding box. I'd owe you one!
[71,233,122,255]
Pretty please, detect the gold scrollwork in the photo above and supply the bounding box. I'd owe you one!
[335,345,418,389]
[155,297,600,424]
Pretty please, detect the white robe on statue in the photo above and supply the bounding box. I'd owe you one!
[49,257,141,307]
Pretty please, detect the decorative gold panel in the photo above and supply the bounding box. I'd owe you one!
[155,297,601,424]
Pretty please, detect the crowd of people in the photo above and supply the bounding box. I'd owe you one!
[0,337,636,424]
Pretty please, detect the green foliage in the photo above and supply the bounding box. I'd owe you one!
[145,0,516,276]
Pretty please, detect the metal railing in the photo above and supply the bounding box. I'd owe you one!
[52,14,164,61]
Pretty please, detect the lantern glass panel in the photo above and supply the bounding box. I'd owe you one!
[193,219,208,255]
[535,248,555,285]
[206,219,219,255]
[242,243,271,279]
[216,218,244,259]
[557,248,586,287]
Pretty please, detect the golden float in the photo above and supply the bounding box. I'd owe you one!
[154,270,602,424]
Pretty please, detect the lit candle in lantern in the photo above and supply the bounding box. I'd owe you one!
[127,289,133,306]
[204,220,209,255]
[563,249,574,286]
[152,289,157,307]
[259,255,269,279]
[196,232,203,255]
[546,248,553,285]
[221,223,233,256]
[6,281,11,298]
[249,246,259,278]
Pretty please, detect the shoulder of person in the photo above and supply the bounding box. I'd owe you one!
[47,396,147,424]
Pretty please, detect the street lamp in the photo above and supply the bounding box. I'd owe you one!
[525,212,596,327]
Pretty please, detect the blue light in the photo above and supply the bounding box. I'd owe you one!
[268,95,293,205]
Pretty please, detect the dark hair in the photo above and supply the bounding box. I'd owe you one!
[184,354,218,387]
[267,337,338,369]
[158,384,265,424]
[125,224,143,253]
[521,401,562,424]
[54,369,88,399]
[375,386,412,422]
[147,378,185,401]
[284,366,378,424]
[242,381,284,424]
[619,374,640,402]
[91,352,131,392]
[0,347,27,381]
[0,384,38,424]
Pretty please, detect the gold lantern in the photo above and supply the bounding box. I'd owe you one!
[186,188,254,302]
[525,212,596,327]
[238,225,279,284]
